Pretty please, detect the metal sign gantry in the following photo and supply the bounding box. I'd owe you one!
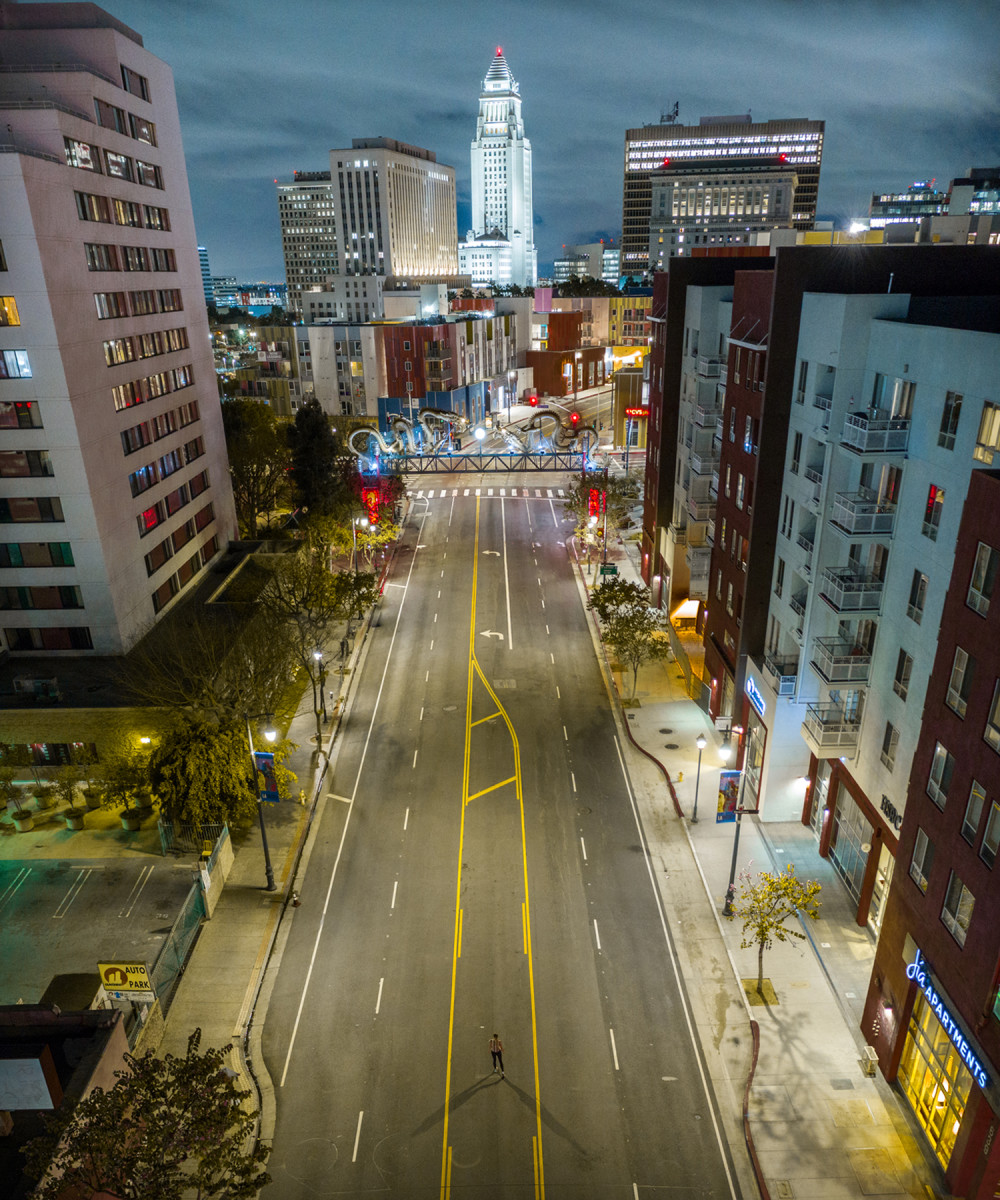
[387,451,588,474]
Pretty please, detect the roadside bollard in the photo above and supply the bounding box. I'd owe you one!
[292,891,301,907]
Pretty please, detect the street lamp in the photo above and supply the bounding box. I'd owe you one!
[351,516,369,576]
[721,726,746,917]
[691,734,707,823]
[313,649,328,722]
[245,713,278,892]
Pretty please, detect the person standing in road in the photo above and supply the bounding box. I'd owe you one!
[489,1033,504,1078]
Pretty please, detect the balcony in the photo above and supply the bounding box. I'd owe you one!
[796,530,815,556]
[804,464,824,486]
[763,654,799,696]
[690,449,720,476]
[811,637,872,684]
[820,567,884,612]
[686,543,711,575]
[694,402,722,428]
[688,495,716,522]
[696,355,723,378]
[789,591,807,618]
[841,411,910,454]
[802,703,862,755]
[830,489,897,536]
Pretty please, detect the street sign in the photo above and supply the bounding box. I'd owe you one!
[98,961,154,998]
[599,564,618,576]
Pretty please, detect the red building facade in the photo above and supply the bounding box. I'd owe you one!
[864,469,1000,1198]
[382,323,459,401]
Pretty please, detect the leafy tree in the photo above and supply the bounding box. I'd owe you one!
[556,274,622,298]
[588,578,669,697]
[0,765,27,815]
[733,865,822,995]
[23,1028,270,1199]
[148,715,295,826]
[221,398,290,538]
[98,745,154,814]
[288,397,344,515]
[261,553,346,746]
[564,470,639,541]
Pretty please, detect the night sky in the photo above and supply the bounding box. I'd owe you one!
[98,0,998,281]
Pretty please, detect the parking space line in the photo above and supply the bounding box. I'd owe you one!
[53,868,94,919]
[119,864,155,919]
[0,866,31,912]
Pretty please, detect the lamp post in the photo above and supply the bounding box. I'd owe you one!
[351,516,369,577]
[691,733,707,823]
[721,725,746,917]
[313,649,328,722]
[245,713,277,892]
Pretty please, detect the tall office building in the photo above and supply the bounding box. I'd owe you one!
[197,245,214,307]
[469,48,536,288]
[330,138,457,281]
[276,170,338,316]
[622,114,824,276]
[0,1,236,656]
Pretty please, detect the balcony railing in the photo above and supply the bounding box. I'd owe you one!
[841,410,911,454]
[830,489,897,536]
[696,356,723,378]
[789,591,807,617]
[820,567,884,612]
[686,543,711,573]
[802,703,862,752]
[690,449,720,476]
[687,495,715,522]
[811,637,872,683]
[804,464,824,486]
[763,654,799,696]
[796,531,815,556]
[694,403,722,428]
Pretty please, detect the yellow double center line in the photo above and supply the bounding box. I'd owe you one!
[440,497,545,1199]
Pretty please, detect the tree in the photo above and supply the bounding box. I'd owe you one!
[564,470,639,543]
[120,605,295,725]
[148,715,295,826]
[261,552,346,747]
[733,865,822,996]
[588,578,670,697]
[221,398,290,538]
[288,397,344,515]
[23,1028,270,1199]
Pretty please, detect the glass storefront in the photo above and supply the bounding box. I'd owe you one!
[867,842,894,936]
[829,787,872,903]
[743,711,766,810]
[809,760,831,834]
[898,993,972,1170]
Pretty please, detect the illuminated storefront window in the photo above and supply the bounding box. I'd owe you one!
[898,992,972,1170]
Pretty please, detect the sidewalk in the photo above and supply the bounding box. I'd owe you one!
[587,529,945,1199]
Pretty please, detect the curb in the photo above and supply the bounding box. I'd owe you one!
[570,536,770,1200]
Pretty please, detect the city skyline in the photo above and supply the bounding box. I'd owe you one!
[64,0,997,279]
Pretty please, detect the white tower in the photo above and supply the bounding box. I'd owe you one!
[470,47,536,287]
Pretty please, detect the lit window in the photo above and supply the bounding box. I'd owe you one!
[962,780,986,845]
[927,741,954,808]
[985,681,1000,753]
[909,827,933,893]
[922,484,944,540]
[0,296,20,326]
[974,401,1000,465]
[940,871,974,946]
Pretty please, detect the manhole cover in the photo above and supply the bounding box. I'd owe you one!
[664,743,679,750]
[443,704,458,712]
[659,728,673,734]
[577,807,592,815]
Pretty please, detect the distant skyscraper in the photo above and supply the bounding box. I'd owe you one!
[329,138,457,281]
[469,48,536,288]
[622,114,824,276]
[0,1,236,655]
[276,170,338,316]
[198,246,214,307]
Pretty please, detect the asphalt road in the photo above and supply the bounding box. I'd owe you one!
[0,858,196,1005]
[262,476,739,1199]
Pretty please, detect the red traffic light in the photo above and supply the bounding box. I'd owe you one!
[570,411,580,425]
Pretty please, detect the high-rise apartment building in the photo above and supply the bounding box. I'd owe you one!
[276,170,338,316]
[622,114,824,276]
[330,138,457,281]
[197,245,214,307]
[469,48,536,288]
[0,1,236,656]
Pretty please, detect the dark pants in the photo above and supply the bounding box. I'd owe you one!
[491,1050,504,1072]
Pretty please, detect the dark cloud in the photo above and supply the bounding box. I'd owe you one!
[103,0,998,278]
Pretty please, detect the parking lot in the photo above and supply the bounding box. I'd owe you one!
[0,858,199,1005]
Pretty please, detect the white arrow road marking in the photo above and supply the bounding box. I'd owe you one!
[479,630,504,640]
[482,550,500,556]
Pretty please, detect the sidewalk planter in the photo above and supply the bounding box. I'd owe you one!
[12,811,34,832]
[64,812,85,831]
[84,789,104,811]
[121,809,143,831]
